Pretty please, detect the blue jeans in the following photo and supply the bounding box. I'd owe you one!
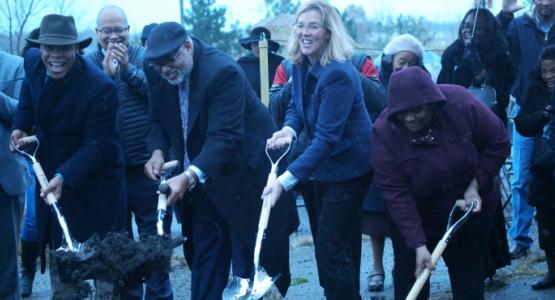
[22,161,37,242]
[508,104,535,248]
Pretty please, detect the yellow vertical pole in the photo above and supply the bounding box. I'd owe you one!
[259,34,270,107]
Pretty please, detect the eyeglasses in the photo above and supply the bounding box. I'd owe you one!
[293,22,324,32]
[149,48,181,69]
[96,26,129,35]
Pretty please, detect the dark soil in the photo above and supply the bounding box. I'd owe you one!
[54,232,180,291]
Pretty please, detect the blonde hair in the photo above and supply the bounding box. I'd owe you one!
[288,0,354,66]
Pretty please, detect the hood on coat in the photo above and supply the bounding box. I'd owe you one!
[386,66,446,121]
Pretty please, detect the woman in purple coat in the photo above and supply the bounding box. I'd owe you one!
[372,66,510,299]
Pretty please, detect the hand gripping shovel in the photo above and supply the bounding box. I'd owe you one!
[156,160,179,236]
[247,138,292,300]
[11,136,90,259]
[223,137,292,300]
[406,200,477,300]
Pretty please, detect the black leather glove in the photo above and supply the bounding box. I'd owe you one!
[462,42,484,76]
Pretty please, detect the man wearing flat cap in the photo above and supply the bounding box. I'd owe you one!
[143,22,297,298]
[10,14,126,298]
[237,26,284,98]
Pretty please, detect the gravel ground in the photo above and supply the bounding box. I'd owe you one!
[26,199,555,299]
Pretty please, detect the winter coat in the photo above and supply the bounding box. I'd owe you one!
[85,44,151,167]
[145,38,298,276]
[13,48,126,249]
[284,58,373,182]
[516,69,555,208]
[0,51,30,196]
[498,12,555,104]
[372,67,510,248]
[237,52,284,99]
[437,37,513,125]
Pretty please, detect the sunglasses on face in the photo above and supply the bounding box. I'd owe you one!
[96,26,129,35]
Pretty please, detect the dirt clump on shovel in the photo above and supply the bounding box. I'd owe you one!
[55,232,180,289]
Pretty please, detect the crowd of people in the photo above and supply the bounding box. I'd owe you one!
[1,0,555,299]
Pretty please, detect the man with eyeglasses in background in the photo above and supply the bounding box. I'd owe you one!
[85,5,173,300]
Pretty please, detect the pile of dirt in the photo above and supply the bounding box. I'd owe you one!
[55,232,181,288]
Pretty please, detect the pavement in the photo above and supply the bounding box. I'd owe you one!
[24,199,555,299]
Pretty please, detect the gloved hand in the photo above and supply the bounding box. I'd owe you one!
[462,42,484,76]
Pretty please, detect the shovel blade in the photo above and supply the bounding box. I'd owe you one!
[247,267,274,300]
[222,277,251,300]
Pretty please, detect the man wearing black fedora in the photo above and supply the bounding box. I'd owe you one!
[143,22,297,299]
[10,14,126,298]
[237,26,284,99]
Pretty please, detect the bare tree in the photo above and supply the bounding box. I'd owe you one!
[0,0,47,54]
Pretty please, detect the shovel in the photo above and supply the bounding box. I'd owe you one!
[405,200,477,300]
[248,138,292,300]
[223,137,292,300]
[156,160,179,236]
[11,135,91,259]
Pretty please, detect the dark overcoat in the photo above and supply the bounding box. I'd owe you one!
[516,70,555,208]
[145,38,297,279]
[437,37,513,125]
[13,49,126,250]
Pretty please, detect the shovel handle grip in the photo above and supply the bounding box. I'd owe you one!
[31,162,57,205]
[19,135,38,144]
[406,240,448,300]
[162,160,179,171]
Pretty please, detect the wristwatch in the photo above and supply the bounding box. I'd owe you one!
[183,169,198,191]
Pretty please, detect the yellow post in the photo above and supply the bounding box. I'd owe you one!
[259,34,270,107]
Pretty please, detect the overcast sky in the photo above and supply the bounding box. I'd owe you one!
[22,0,514,34]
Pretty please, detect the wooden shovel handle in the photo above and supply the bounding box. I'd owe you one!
[406,239,448,300]
[31,162,57,205]
[162,160,178,171]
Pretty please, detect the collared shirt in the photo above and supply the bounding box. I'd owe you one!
[178,79,207,183]
[535,15,555,33]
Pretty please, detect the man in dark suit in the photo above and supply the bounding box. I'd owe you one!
[1,50,31,300]
[10,14,126,298]
[143,22,297,299]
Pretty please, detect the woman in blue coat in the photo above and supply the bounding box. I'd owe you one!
[263,1,372,299]
[10,15,126,297]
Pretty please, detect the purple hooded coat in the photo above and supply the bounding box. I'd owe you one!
[371,67,510,248]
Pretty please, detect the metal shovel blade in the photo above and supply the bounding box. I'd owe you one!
[247,266,274,300]
[222,277,251,300]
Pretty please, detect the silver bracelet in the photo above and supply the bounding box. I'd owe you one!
[183,169,197,191]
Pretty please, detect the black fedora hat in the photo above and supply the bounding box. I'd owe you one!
[25,14,92,49]
[239,27,280,52]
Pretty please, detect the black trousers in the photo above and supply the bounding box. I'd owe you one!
[536,205,555,254]
[391,220,492,300]
[312,174,371,300]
